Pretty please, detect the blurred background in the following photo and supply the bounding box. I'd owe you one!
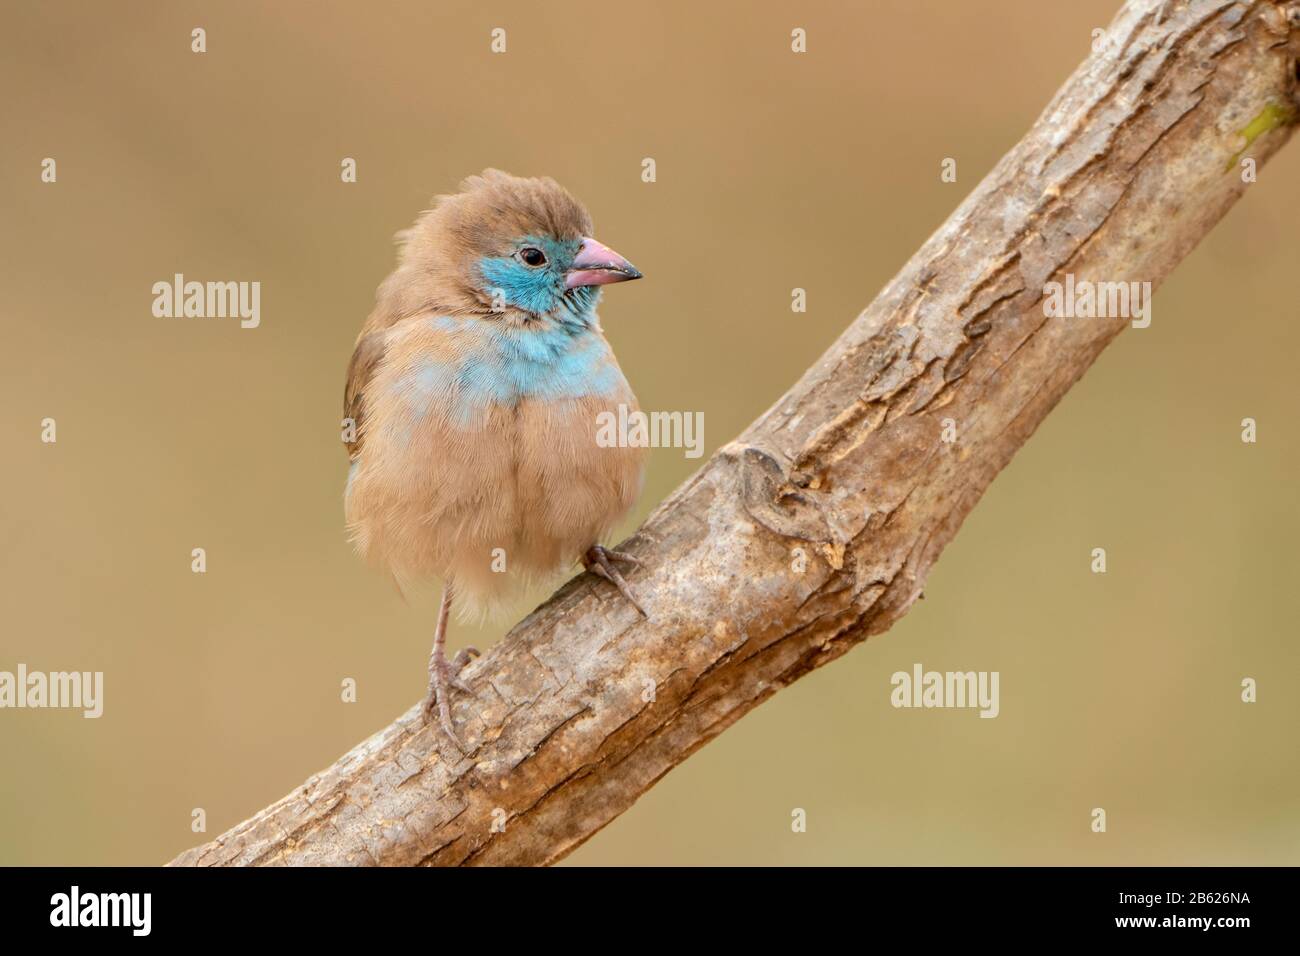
[1,0,1296,866]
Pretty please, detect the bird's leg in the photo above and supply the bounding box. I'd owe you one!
[421,580,478,750]
[583,545,647,617]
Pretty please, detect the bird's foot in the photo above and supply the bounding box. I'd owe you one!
[583,545,647,617]
[421,645,480,751]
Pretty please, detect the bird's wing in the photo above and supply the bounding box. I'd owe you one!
[343,329,387,461]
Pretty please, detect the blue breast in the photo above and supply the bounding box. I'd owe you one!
[398,315,624,428]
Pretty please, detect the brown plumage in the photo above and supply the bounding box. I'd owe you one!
[342,170,646,746]
[345,170,595,461]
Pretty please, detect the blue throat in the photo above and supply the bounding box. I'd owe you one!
[390,235,625,428]
[400,297,621,428]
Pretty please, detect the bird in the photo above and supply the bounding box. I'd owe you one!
[342,169,647,749]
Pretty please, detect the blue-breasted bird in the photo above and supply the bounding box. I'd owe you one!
[343,170,646,748]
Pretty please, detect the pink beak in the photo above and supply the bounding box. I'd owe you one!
[564,237,643,290]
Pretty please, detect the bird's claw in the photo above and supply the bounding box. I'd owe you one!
[422,647,478,751]
[600,549,641,568]
[449,647,479,693]
[584,545,647,617]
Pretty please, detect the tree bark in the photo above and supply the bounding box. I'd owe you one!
[170,0,1299,867]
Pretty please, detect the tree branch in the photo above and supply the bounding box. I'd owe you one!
[170,0,1299,866]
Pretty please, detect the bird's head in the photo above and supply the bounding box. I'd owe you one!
[394,169,641,326]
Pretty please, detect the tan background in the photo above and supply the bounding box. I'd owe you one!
[1,0,1296,866]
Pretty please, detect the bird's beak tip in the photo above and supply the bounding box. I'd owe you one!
[564,236,643,290]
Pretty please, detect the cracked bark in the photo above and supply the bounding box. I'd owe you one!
[170,0,1300,867]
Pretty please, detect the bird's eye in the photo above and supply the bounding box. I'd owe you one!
[519,247,547,267]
